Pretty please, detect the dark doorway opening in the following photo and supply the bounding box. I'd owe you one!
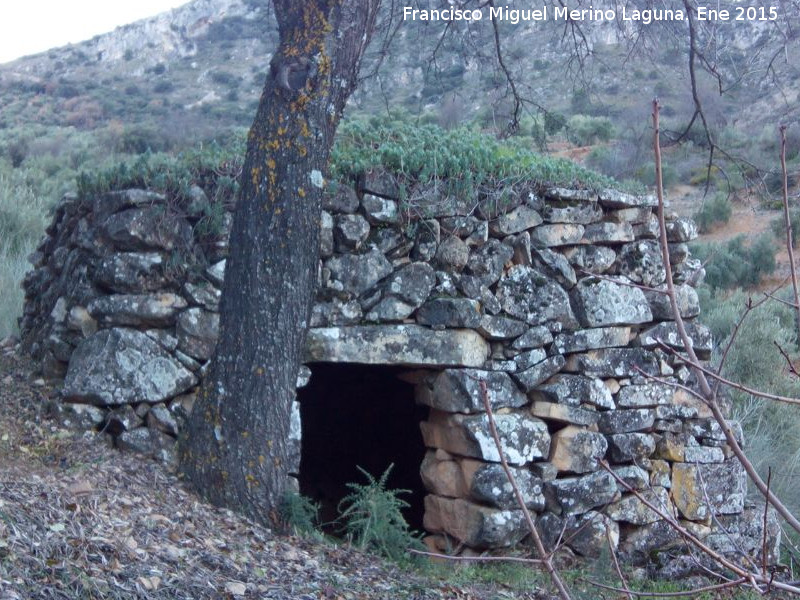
[297,363,429,532]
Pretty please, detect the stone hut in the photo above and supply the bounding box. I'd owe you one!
[19,171,778,567]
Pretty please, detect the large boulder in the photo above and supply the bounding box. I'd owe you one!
[423,495,528,548]
[671,460,747,521]
[616,240,666,286]
[63,328,197,406]
[94,252,168,293]
[464,239,514,287]
[461,459,545,510]
[545,471,619,515]
[176,308,220,361]
[326,247,393,296]
[571,278,653,327]
[102,207,191,251]
[416,368,528,413]
[549,426,608,473]
[496,265,576,327]
[420,410,550,465]
[416,298,481,328]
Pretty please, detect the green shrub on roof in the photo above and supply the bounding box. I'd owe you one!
[76,119,636,203]
[330,119,631,196]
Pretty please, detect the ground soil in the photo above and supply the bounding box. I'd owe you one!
[668,185,793,291]
[0,348,555,600]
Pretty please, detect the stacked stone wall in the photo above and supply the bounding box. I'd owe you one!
[19,174,778,569]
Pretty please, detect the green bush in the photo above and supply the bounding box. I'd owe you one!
[633,161,678,188]
[331,119,631,198]
[279,492,320,536]
[570,89,593,113]
[76,141,245,206]
[0,167,53,338]
[210,70,238,86]
[691,234,777,290]
[566,115,614,146]
[694,193,732,233]
[153,80,174,94]
[116,126,171,155]
[699,287,800,515]
[772,209,800,248]
[337,465,423,563]
[544,111,566,135]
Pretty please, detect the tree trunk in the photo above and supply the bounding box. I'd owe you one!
[180,0,379,525]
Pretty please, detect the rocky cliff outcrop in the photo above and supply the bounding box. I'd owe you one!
[19,174,778,570]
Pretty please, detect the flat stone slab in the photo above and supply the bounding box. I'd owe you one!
[598,189,658,209]
[564,348,660,377]
[305,325,489,367]
[553,326,631,354]
[420,410,550,465]
[531,374,614,409]
[617,382,675,408]
[424,495,528,548]
[416,368,528,413]
[531,401,599,427]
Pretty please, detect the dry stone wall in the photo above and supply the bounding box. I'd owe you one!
[19,174,778,570]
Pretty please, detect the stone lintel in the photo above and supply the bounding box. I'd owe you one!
[305,325,489,367]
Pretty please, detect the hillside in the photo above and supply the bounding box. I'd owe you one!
[0,0,798,173]
[3,4,800,598]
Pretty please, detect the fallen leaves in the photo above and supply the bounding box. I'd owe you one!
[0,351,548,600]
[67,480,93,496]
[138,575,161,591]
[224,581,247,596]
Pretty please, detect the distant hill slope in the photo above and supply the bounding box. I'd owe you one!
[0,0,797,182]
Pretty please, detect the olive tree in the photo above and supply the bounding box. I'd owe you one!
[180,0,379,524]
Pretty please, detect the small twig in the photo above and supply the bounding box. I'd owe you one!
[779,124,800,345]
[763,467,773,578]
[585,577,748,597]
[775,341,800,378]
[606,527,633,600]
[407,549,543,565]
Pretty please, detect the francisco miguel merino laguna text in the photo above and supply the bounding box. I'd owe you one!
[403,5,779,24]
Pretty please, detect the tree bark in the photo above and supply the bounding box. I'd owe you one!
[180,0,379,525]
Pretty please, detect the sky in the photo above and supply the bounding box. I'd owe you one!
[0,0,190,64]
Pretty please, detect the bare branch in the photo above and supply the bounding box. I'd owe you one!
[651,98,800,537]
[779,123,800,344]
[606,528,633,600]
[478,379,573,600]
[586,577,748,598]
[408,549,543,565]
[485,0,522,136]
